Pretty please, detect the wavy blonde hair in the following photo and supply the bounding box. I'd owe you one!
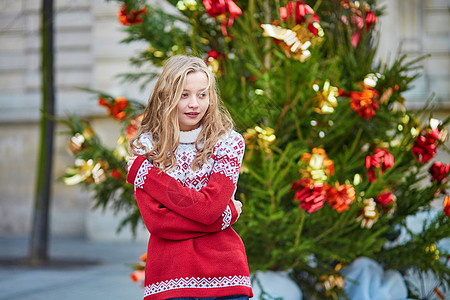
[129,55,234,171]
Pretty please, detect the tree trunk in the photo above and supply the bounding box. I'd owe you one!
[29,0,55,263]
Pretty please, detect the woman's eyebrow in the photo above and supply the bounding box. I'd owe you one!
[183,87,209,92]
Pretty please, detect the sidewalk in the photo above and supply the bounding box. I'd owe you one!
[1,234,448,299]
[0,235,147,300]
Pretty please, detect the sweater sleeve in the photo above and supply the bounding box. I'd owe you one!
[127,131,245,225]
[134,188,239,240]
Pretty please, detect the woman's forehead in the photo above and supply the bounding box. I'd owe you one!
[183,71,210,90]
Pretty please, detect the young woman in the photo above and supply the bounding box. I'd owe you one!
[127,55,253,300]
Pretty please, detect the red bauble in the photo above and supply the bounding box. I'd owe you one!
[280,1,321,36]
[376,192,395,206]
[366,149,394,182]
[202,0,242,35]
[365,11,377,30]
[429,162,449,186]
[412,128,445,163]
[110,169,122,180]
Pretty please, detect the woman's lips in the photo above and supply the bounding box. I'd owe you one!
[185,112,199,118]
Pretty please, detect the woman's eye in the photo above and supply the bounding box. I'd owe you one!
[199,93,206,98]
[181,93,188,98]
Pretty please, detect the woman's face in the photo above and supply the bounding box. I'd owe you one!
[177,71,210,131]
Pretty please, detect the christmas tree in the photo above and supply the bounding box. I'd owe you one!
[62,0,449,298]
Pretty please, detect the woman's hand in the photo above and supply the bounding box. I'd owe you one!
[232,199,242,219]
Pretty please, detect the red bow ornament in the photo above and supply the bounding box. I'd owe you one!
[280,1,321,36]
[117,5,147,26]
[366,149,394,182]
[203,0,242,35]
[292,179,326,213]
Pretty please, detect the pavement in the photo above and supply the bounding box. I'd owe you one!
[0,235,148,300]
[1,234,449,300]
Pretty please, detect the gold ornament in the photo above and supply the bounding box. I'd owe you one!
[363,73,383,88]
[242,125,276,171]
[114,136,130,161]
[68,126,95,153]
[356,198,379,228]
[64,159,107,185]
[379,87,393,104]
[320,274,346,291]
[261,24,322,62]
[207,57,221,75]
[243,125,276,154]
[313,80,339,114]
[299,148,334,183]
[425,243,440,260]
[176,0,198,11]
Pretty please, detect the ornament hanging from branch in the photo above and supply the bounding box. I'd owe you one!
[429,162,449,195]
[64,159,107,186]
[312,80,339,114]
[349,87,379,119]
[117,4,147,26]
[202,0,242,35]
[98,96,129,120]
[365,148,394,182]
[68,125,95,154]
[205,50,227,75]
[261,24,313,62]
[126,114,144,140]
[280,1,323,36]
[298,147,334,183]
[243,125,276,154]
[376,191,396,215]
[356,198,379,228]
[340,0,378,48]
[291,179,326,213]
[412,127,447,163]
[325,182,356,213]
[261,0,323,62]
[443,196,450,217]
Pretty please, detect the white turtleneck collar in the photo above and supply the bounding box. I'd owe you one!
[179,126,202,144]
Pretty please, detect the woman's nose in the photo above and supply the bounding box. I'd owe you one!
[188,96,199,108]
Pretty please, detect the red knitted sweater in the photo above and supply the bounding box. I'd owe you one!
[127,129,253,299]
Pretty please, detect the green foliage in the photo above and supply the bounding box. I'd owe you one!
[60,95,144,234]
[63,0,449,298]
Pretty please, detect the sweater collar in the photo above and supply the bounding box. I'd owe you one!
[179,126,202,144]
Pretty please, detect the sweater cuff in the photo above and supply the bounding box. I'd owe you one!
[221,205,233,230]
[126,155,148,185]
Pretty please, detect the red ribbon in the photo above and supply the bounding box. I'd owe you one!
[203,0,242,35]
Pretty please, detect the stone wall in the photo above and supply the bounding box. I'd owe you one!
[377,0,449,108]
[0,0,150,241]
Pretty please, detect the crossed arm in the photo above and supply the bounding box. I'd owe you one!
[132,187,238,240]
[126,133,245,239]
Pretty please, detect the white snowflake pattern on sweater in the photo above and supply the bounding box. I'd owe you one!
[134,127,244,231]
[136,128,244,191]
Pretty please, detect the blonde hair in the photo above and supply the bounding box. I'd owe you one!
[129,55,234,171]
